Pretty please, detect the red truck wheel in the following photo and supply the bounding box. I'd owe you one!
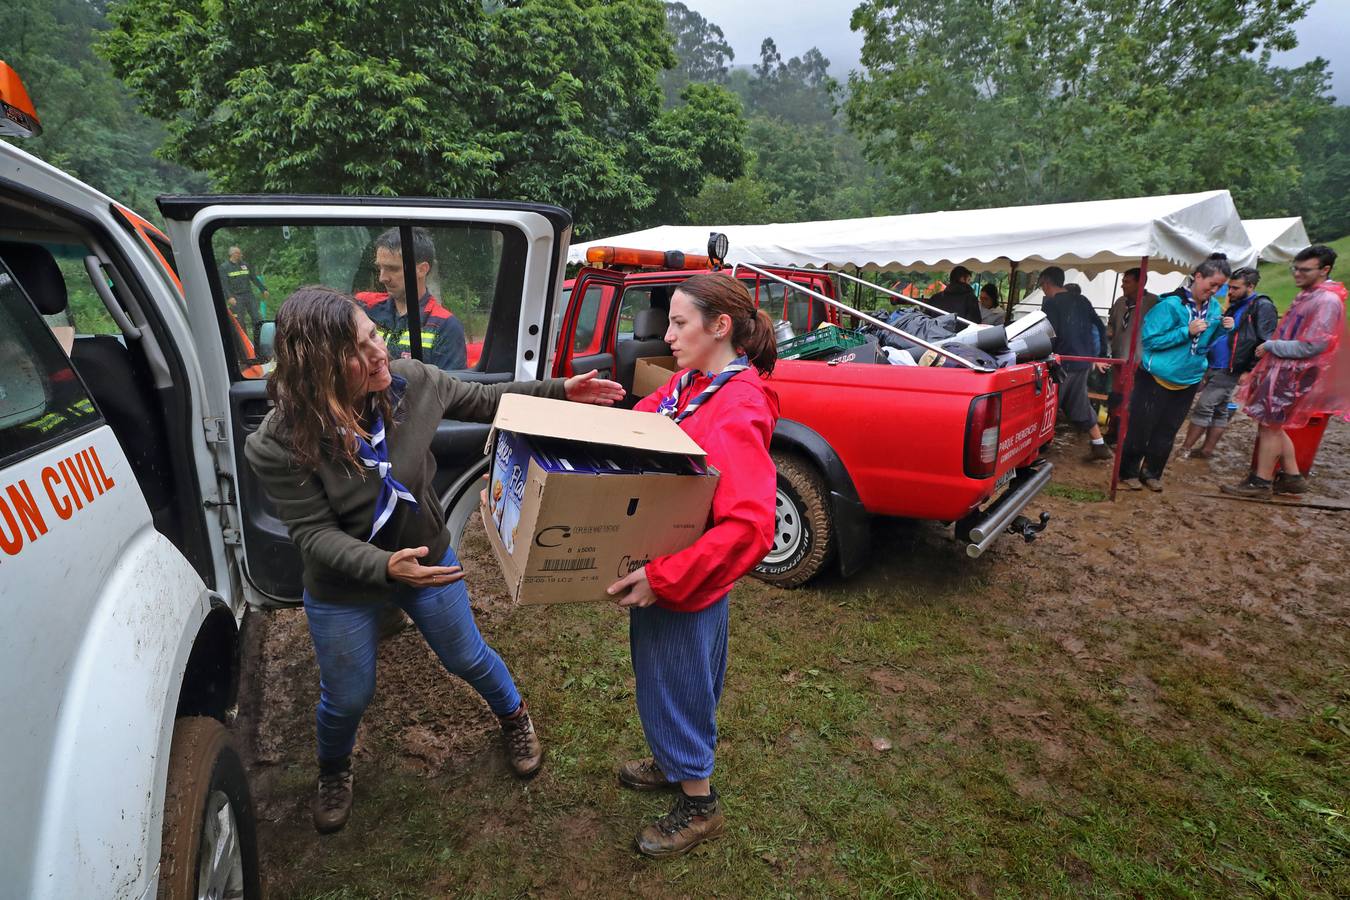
[754,452,833,587]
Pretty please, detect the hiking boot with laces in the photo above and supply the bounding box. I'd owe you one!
[636,789,725,859]
[1273,472,1309,495]
[617,757,674,792]
[1087,442,1113,461]
[500,703,543,778]
[313,764,353,835]
[1221,473,1273,498]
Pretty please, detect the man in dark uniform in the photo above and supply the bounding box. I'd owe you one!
[218,246,269,336]
[355,227,468,371]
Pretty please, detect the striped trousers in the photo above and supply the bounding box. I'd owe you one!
[629,595,730,782]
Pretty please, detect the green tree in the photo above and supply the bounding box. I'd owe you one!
[100,0,746,237]
[1294,103,1350,238]
[0,0,205,214]
[661,2,734,106]
[846,0,1326,217]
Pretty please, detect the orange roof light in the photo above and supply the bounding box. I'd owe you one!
[585,246,712,270]
[0,61,41,138]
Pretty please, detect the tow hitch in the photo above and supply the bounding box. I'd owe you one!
[959,461,1054,558]
[1007,511,1050,543]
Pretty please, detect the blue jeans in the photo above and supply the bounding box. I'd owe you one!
[303,546,521,765]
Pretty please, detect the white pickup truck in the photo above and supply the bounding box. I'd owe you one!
[1,65,579,899]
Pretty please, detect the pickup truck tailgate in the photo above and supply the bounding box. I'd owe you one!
[995,361,1056,474]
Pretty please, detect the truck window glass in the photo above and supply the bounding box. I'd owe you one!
[0,262,101,463]
[572,283,606,354]
[617,286,655,341]
[205,222,517,379]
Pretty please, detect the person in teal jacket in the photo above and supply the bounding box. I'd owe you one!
[1119,253,1235,491]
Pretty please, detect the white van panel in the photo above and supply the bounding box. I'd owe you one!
[0,426,216,899]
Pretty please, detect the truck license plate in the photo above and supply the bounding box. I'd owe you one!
[995,469,1015,492]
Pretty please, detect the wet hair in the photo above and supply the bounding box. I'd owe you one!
[1295,244,1337,271]
[951,265,972,282]
[1230,266,1260,286]
[674,273,777,376]
[1123,267,1141,280]
[267,285,395,471]
[374,226,436,265]
[1039,266,1066,288]
[980,282,1000,304]
[1193,252,1231,279]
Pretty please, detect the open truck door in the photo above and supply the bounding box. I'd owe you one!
[160,197,571,607]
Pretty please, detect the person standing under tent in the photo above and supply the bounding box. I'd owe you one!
[606,273,779,859]
[1180,267,1277,459]
[928,265,982,323]
[1118,253,1234,492]
[1040,267,1113,460]
[1223,245,1350,497]
[245,286,624,834]
[979,282,1005,325]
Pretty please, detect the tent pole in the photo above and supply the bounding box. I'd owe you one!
[1109,256,1149,500]
[1006,260,1021,318]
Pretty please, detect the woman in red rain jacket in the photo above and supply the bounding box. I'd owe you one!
[606,273,780,858]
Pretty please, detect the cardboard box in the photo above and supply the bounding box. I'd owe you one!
[480,394,719,604]
[632,355,679,398]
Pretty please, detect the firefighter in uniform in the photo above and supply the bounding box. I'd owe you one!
[218,246,269,337]
[355,227,468,371]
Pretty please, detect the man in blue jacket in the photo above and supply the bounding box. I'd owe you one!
[1179,267,1277,459]
[1040,267,1112,460]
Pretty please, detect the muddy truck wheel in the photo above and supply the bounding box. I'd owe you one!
[754,452,834,588]
[159,716,262,900]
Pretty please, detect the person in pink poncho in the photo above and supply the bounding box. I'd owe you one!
[1224,245,1350,497]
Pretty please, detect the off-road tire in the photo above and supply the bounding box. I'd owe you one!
[753,452,833,588]
[159,716,262,900]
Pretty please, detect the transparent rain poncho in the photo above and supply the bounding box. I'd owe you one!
[1238,281,1350,428]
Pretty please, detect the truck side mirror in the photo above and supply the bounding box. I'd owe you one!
[256,321,276,362]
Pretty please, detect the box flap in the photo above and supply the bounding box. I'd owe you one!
[492,394,707,456]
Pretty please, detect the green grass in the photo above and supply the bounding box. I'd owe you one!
[1256,233,1350,313]
[255,518,1350,898]
[1043,483,1108,503]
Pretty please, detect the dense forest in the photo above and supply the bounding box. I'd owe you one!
[3,0,1346,239]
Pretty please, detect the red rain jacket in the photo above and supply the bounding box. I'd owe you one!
[635,368,780,613]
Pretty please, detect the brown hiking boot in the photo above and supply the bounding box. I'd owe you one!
[1087,442,1113,461]
[1221,474,1273,498]
[1273,473,1309,495]
[500,704,543,778]
[617,757,674,792]
[1141,476,1164,492]
[313,766,353,835]
[636,791,726,858]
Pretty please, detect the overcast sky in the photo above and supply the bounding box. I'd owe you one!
[684,0,1349,102]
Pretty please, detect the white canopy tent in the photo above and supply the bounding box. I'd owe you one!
[568,190,1256,276]
[1242,216,1310,263]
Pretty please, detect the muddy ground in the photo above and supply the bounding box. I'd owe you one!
[237,416,1350,897]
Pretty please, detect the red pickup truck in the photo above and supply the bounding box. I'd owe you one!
[553,260,1059,586]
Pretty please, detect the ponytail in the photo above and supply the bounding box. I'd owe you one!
[675,273,778,377]
[1194,252,1231,279]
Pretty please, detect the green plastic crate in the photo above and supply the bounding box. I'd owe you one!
[777,326,868,360]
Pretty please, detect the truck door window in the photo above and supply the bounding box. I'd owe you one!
[617,286,656,341]
[204,222,522,379]
[571,283,606,354]
[0,261,100,463]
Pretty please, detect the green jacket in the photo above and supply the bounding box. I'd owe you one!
[245,359,565,604]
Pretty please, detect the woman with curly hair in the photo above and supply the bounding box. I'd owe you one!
[245,285,622,834]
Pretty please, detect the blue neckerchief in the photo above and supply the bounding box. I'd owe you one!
[656,355,749,423]
[350,375,418,540]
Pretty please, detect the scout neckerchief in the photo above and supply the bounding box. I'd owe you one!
[349,375,419,540]
[657,355,749,423]
[1175,287,1209,355]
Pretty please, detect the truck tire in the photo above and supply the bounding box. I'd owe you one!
[753,452,834,588]
[159,716,262,900]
